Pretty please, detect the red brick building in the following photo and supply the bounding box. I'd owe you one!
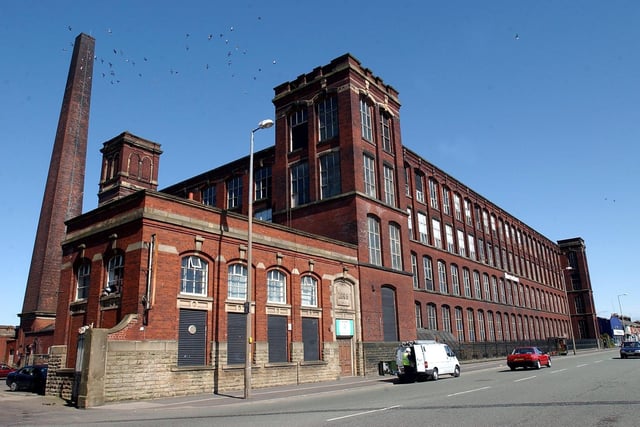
[47,53,597,404]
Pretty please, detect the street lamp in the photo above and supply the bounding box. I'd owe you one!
[245,118,274,399]
[618,293,628,343]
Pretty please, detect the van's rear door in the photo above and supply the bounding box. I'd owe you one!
[414,345,426,373]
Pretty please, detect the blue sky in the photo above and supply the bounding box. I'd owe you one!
[1,1,638,326]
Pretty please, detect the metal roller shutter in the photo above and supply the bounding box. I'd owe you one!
[178,309,206,367]
[227,312,246,365]
[268,315,288,363]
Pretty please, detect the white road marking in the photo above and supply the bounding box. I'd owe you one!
[576,364,588,368]
[327,405,401,422]
[550,368,567,374]
[514,376,536,382]
[447,386,491,397]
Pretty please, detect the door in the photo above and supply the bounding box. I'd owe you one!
[338,338,353,376]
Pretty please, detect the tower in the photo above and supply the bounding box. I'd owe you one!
[97,131,162,206]
[19,33,95,357]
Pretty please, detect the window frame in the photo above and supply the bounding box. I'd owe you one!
[180,255,208,296]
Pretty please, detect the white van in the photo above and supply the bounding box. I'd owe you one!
[395,340,461,382]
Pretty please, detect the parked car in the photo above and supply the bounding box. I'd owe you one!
[620,341,640,359]
[507,347,551,370]
[0,363,16,378]
[5,365,48,393]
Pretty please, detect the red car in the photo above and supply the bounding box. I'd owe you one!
[507,346,551,370]
[0,363,16,378]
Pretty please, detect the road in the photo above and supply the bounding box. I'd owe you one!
[1,348,638,426]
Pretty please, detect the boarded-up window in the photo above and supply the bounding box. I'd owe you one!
[268,315,288,363]
[227,312,246,365]
[302,317,319,361]
[178,309,206,367]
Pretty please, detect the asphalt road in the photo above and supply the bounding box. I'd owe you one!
[2,348,638,427]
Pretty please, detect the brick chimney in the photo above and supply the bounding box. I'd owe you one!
[19,33,95,346]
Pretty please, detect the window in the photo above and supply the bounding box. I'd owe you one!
[267,270,286,303]
[290,162,309,207]
[457,229,466,257]
[290,109,308,151]
[464,199,472,225]
[381,111,392,152]
[383,165,396,206]
[202,185,216,206]
[382,287,399,341]
[227,176,242,209]
[404,166,411,196]
[468,234,476,260]
[483,273,490,301]
[415,172,424,202]
[499,279,506,304]
[442,188,451,215]
[254,208,272,222]
[495,313,503,341]
[301,276,318,307]
[478,311,486,341]
[451,264,460,295]
[423,256,434,291]
[363,155,377,197]
[442,306,452,333]
[105,254,123,294]
[318,96,338,141]
[411,253,419,288]
[407,208,414,240]
[432,218,442,249]
[254,166,272,201]
[429,178,439,209]
[389,223,403,271]
[463,268,471,298]
[491,276,499,303]
[454,194,462,220]
[455,307,464,341]
[503,313,511,340]
[427,304,437,329]
[367,216,382,266]
[76,261,91,300]
[181,256,208,296]
[415,302,422,329]
[417,212,428,243]
[360,98,373,141]
[227,264,247,300]
[445,224,455,253]
[467,309,476,342]
[320,151,341,199]
[438,260,448,294]
[473,271,481,300]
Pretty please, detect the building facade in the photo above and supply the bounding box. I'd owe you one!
[47,53,598,405]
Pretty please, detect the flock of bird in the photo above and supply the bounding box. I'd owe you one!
[64,20,277,87]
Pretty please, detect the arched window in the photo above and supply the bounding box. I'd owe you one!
[301,275,318,307]
[180,255,208,296]
[267,270,286,303]
[76,260,91,300]
[105,254,124,294]
[381,286,398,341]
[228,264,247,300]
[367,216,382,266]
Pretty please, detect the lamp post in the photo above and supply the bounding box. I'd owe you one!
[618,293,627,344]
[245,118,274,400]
